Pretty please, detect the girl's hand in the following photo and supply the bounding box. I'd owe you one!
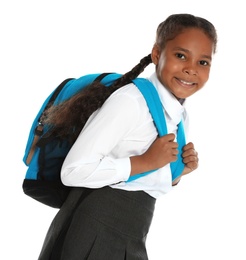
[172,142,199,185]
[130,133,178,176]
[182,142,199,175]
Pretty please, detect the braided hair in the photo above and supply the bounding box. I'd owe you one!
[42,54,152,141]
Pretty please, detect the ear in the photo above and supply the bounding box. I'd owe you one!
[151,44,160,65]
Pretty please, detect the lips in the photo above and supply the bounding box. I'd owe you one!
[176,77,197,88]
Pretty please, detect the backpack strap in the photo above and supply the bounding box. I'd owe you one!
[93,72,114,82]
[48,78,75,107]
[133,78,167,135]
[170,120,186,181]
[127,78,185,182]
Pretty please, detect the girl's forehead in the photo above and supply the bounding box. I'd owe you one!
[174,28,211,41]
[166,28,214,56]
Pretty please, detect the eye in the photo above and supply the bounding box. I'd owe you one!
[199,60,210,66]
[176,53,185,60]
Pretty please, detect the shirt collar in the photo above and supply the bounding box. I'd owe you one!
[148,72,185,125]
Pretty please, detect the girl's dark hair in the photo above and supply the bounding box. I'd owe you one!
[43,13,217,141]
[155,13,217,53]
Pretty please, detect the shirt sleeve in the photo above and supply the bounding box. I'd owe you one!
[61,88,141,188]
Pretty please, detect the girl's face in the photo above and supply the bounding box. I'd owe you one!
[152,28,214,99]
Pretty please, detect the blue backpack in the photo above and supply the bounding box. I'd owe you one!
[22,73,185,208]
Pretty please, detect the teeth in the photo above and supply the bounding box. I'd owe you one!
[180,79,193,85]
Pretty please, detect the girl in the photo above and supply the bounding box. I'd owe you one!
[38,13,217,260]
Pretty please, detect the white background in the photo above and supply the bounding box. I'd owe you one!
[1,0,246,259]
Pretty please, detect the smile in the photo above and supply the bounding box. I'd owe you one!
[179,79,195,85]
[176,78,197,88]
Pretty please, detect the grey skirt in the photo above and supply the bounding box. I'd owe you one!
[38,186,156,260]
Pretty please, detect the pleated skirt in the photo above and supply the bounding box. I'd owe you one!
[38,186,156,260]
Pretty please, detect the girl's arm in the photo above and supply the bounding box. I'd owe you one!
[61,88,146,188]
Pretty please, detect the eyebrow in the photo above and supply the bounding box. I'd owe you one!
[174,47,212,61]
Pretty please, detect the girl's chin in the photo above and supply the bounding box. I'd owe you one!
[173,89,196,99]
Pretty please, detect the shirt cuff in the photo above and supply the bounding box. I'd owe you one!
[115,157,131,182]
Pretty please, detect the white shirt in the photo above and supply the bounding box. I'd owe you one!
[61,72,188,198]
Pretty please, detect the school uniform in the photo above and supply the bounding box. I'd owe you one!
[38,72,188,260]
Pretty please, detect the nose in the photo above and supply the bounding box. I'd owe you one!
[183,62,198,76]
